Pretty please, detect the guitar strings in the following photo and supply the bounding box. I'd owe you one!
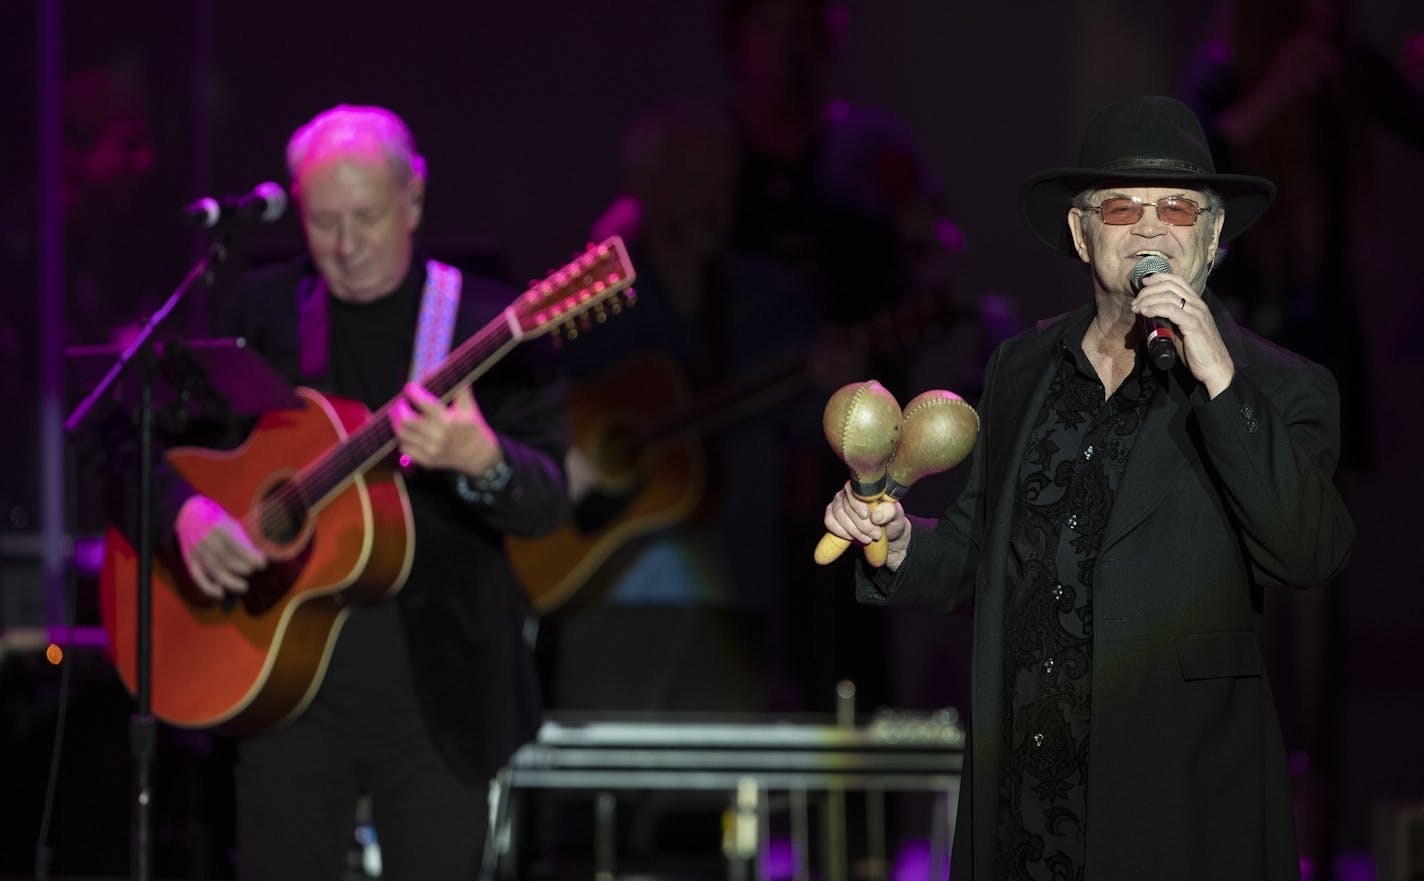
[253,249,625,540]
[253,320,512,540]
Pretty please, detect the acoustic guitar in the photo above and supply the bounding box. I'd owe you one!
[507,289,970,615]
[99,237,635,733]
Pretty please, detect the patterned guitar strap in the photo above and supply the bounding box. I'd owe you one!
[408,260,463,384]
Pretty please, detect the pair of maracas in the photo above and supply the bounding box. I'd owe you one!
[814,380,979,566]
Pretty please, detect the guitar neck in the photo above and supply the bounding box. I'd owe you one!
[293,314,520,510]
[639,290,970,447]
[279,235,637,513]
[642,352,811,446]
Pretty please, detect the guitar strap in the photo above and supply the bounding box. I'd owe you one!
[297,259,463,387]
[409,259,462,383]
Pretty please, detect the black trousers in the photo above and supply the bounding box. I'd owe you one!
[234,692,488,881]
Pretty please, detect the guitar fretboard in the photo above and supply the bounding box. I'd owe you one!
[246,235,635,540]
[255,316,519,536]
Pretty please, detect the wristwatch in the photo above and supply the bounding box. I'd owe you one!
[454,457,512,505]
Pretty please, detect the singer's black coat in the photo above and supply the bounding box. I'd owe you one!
[859,290,1352,881]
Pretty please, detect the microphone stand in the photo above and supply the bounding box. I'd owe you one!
[65,219,243,881]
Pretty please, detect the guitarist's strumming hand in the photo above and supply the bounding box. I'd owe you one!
[823,482,912,571]
[564,446,600,504]
[389,382,503,476]
[176,495,268,599]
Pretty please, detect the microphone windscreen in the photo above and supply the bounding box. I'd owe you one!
[251,182,288,223]
[183,197,222,228]
[1130,255,1171,292]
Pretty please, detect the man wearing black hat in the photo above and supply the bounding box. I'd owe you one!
[821,95,1353,880]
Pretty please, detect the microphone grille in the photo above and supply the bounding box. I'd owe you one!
[187,196,222,229]
[1130,255,1171,292]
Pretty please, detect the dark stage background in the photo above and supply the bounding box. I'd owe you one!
[2,1,1422,878]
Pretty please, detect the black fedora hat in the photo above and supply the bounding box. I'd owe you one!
[1019,95,1276,256]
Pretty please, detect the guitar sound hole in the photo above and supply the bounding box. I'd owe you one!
[573,488,636,534]
[257,481,309,546]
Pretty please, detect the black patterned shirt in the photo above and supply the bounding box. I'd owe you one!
[995,315,1159,881]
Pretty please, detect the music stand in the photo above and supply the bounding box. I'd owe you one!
[66,337,301,425]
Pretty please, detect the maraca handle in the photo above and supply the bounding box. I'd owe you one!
[813,532,852,566]
[813,489,890,566]
[864,532,889,567]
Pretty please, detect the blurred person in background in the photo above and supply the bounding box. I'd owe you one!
[1187,4,1424,871]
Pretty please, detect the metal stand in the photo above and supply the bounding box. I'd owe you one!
[64,227,241,881]
[483,710,964,881]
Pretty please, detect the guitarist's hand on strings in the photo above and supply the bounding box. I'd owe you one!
[176,495,268,599]
[389,382,503,475]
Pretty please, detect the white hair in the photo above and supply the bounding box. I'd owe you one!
[285,104,427,185]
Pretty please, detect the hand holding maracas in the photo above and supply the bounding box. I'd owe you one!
[816,387,979,567]
[813,380,902,566]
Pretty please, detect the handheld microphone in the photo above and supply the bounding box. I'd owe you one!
[182,182,287,229]
[1131,255,1176,370]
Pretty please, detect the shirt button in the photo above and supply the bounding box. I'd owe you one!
[1066,514,1079,529]
[1241,404,1255,419]
[1083,445,1095,461]
[1247,418,1259,433]
[1032,732,1046,748]
[1051,584,1065,600]
[1042,657,1056,673]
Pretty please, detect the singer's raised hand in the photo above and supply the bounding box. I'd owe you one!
[1132,274,1235,397]
[824,482,911,570]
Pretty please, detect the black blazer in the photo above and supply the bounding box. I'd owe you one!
[861,291,1353,881]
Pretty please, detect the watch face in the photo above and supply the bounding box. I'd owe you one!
[455,459,512,504]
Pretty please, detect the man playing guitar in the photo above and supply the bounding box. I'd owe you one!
[98,104,571,880]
